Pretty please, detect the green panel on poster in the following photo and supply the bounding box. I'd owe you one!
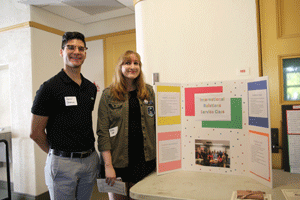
[202,98,242,129]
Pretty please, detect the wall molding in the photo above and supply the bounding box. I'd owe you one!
[29,21,65,36]
[0,21,64,35]
[0,21,135,42]
[0,22,30,33]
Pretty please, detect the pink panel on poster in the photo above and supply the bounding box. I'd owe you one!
[185,86,223,116]
[158,131,181,173]
[158,160,182,173]
[158,131,181,141]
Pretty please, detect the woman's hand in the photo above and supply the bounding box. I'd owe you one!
[105,164,116,186]
[101,150,117,186]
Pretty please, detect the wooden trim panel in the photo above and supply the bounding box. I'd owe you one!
[85,29,136,41]
[276,0,300,39]
[0,21,64,35]
[256,0,263,77]
[29,21,64,35]
[0,22,30,33]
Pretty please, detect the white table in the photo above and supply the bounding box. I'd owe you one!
[130,170,300,200]
[0,127,11,163]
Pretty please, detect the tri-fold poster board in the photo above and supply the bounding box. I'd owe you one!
[155,77,273,188]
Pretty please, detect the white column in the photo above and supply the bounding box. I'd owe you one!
[135,0,259,84]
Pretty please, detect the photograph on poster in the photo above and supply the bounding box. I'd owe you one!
[195,139,230,168]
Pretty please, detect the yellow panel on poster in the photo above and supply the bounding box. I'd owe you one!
[157,86,181,93]
[157,86,181,125]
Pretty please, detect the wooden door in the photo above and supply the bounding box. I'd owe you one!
[104,31,136,87]
[259,0,300,169]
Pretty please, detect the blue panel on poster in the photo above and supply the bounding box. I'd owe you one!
[248,80,269,128]
[249,117,269,128]
[248,80,267,90]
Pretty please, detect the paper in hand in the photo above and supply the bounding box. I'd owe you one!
[97,178,127,196]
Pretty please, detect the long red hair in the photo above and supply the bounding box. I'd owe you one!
[110,50,149,101]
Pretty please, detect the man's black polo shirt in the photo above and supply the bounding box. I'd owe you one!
[31,69,97,152]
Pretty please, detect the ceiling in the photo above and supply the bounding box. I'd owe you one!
[17,0,135,24]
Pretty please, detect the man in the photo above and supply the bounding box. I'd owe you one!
[30,32,99,200]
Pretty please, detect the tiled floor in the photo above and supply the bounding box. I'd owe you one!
[91,183,109,200]
[0,188,8,199]
[0,184,109,200]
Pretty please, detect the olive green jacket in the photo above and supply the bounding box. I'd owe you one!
[97,84,156,168]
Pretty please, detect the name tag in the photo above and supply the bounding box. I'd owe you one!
[109,126,118,137]
[65,96,77,106]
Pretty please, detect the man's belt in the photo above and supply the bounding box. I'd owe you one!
[50,147,95,158]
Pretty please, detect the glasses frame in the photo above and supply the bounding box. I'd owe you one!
[64,45,88,52]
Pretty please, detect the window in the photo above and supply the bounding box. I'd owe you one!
[280,56,300,103]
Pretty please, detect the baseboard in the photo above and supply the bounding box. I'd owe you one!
[12,191,50,200]
[0,181,50,200]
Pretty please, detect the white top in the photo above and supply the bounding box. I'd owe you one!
[130,169,300,200]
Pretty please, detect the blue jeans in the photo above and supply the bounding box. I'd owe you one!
[45,150,100,200]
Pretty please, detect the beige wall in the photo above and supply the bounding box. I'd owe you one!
[0,0,30,29]
[81,40,105,134]
[31,28,63,194]
[0,65,10,127]
[85,14,135,37]
[0,26,34,194]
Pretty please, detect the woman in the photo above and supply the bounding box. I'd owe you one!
[97,50,156,200]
